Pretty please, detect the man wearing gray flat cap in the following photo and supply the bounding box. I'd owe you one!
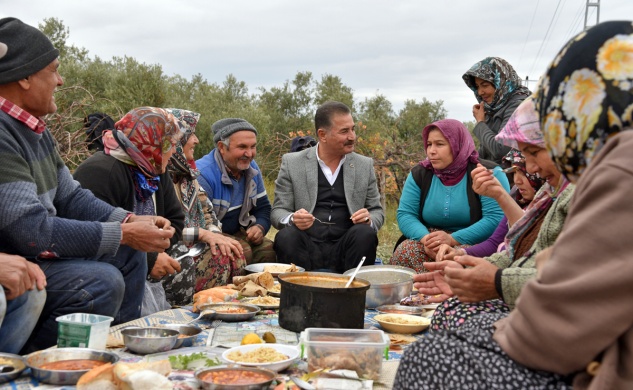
[196,118,276,264]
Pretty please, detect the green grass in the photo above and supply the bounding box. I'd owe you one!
[264,179,399,264]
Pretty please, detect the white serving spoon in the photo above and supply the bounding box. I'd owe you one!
[345,256,366,288]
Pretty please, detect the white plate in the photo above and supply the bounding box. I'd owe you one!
[267,281,281,297]
[242,297,280,310]
[221,343,300,372]
[244,263,305,277]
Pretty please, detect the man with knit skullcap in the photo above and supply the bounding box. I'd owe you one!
[0,17,175,353]
[196,118,276,264]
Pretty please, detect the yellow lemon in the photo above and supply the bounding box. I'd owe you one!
[241,333,263,345]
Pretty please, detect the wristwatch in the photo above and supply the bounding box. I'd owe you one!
[288,213,295,226]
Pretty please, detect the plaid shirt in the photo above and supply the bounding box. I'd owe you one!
[0,96,47,134]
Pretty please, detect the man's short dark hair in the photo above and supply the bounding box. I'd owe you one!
[315,101,351,132]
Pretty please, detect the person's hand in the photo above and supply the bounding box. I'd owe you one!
[472,102,486,122]
[245,225,264,246]
[436,244,465,261]
[423,231,457,252]
[350,208,372,225]
[291,209,315,231]
[471,164,506,200]
[0,254,47,300]
[444,255,500,302]
[413,261,463,302]
[121,217,175,252]
[200,230,243,258]
[149,252,181,280]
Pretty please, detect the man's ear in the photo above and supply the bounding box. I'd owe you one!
[317,128,326,142]
[17,77,31,90]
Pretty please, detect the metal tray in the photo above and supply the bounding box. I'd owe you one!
[198,303,260,322]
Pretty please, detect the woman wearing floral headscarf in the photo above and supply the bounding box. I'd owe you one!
[463,57,531,164]
[74,107,186,314]
[165,108,245,300]
[390,119,509,273]
[394,20,633,389]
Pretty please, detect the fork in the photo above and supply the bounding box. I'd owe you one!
[314,216,335,225]
[206,320,223,346]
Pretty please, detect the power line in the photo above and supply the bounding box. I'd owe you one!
[529,0,564,77]
[563,1,587,43]
[518,0,540,70]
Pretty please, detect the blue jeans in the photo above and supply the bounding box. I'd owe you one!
[22,245,146,353]
[0,288,46,353]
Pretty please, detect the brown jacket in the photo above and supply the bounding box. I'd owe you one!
[493,131,633,389]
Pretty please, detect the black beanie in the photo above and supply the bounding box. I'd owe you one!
[0,17,60,84]
[212,118,258,143]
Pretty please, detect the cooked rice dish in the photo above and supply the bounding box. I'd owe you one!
[381,315,425,325]
[226,347,289,363]
[248,296,280,305]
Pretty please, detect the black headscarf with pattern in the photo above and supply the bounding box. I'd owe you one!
[536,21,633,182]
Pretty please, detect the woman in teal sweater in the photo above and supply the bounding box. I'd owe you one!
[391,119,509,273]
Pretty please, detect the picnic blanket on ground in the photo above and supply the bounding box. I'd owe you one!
[2,307,413,389]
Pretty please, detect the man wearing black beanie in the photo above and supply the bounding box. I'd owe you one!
[0,17,175,353]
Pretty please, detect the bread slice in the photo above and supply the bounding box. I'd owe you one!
[120,370,172,390]
[114,360,172,389]
[76,362,116,390]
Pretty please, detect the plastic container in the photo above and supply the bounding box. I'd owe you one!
[56,313,113,350]
[300,328,389,380]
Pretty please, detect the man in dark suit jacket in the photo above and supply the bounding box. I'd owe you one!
[271,101,384,272]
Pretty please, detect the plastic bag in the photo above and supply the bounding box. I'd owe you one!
[141,280,171,317]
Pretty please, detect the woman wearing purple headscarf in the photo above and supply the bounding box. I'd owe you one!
[390,119,509,273]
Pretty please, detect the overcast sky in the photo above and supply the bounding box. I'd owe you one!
[2,0,632,122]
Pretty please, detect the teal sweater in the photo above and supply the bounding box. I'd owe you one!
[397,168,509,245]
[0,111,127,258]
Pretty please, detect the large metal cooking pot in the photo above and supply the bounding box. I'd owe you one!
[343,265,414,308]
[278,272,370,333]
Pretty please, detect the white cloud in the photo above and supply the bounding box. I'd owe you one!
[2,0,630,121]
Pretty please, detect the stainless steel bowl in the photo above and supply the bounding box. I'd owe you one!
[159,323,203,348]
[197,303,260,322]
[25,348,119,385]
[344,265,415,308]
[121,327,179,355]
[375,304,426,316]
[195,365,276,389]
[0,353,26,384]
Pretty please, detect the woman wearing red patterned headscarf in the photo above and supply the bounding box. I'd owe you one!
[74,107,185,315]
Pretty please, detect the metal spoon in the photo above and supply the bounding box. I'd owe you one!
[290,375,315,390]
[0,365,14,373]
[345,256,366,288]
[186,308,216,324]
[487,166,516,174]
[174,242,206,261]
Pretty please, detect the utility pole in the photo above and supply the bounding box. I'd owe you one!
[584,0,600,30]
